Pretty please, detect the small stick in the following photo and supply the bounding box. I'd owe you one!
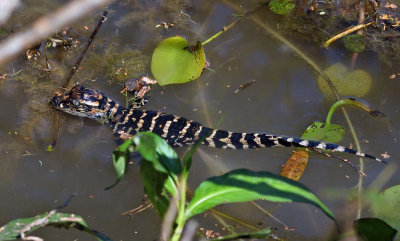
[62,11,108,88]
[323,22,373,48]
[47,112,60,151]
[49,11,108,151]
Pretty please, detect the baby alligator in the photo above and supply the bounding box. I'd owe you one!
[51,84,384,163]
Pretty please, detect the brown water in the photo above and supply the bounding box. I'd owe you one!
[0,1,399,240]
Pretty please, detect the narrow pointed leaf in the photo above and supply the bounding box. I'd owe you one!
[185,169,334,220]
[0,211,112,241]
[135,132,179,215]
[140,160,174,217]
[107,139,134,190]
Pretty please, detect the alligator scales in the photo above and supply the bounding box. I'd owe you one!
[51,84,383,163]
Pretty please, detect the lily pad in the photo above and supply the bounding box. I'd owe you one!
[301,121,345,143]
[151,37,205,86]
[317,63,372,98]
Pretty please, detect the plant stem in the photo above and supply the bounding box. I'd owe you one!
[324,22,373,48]
[170,175,188,241]
[202,17,242,46]
[325,98,375,125]
[202,3,268,46]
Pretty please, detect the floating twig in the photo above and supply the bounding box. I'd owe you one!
[323,22,373,48]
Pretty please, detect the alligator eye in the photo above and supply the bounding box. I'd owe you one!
[71,99,80,107]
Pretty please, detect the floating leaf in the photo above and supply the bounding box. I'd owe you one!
[354,218,397,241]
[269,0,295,15]
[343,34,365,53]
[370,185,400,235]
[301,121,345,143]
[317,63,372,98]
[281,150,309,181]
[0,211,112,241]
[151,37,205,86]
[185,169,334,221]
[281,121,344,181]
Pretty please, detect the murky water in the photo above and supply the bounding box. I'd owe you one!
[0,1,399,240]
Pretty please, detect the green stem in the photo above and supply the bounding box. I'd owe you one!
[170,174,188,241]
[202,17,242,46]
[325,98,375,125]
[202,3,268,46]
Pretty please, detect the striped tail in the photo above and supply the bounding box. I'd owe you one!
[201,129,385,163]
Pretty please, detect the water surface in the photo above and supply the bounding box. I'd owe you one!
[0,1,399,240]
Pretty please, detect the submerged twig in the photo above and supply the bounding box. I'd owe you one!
[47,113,59,151]
[310,148,366,177]
[250,200,291,230]
[63,11,108,88]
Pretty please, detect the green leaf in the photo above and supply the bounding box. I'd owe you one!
[301,121,345,143]
[151,37,205,86]
[185,169,334,221]
[370,185,400,234]
[317,63,372,99]
[354,218,397,241]
[46,145,55,152]
[135,132,180,211]
[133,132,181,178]
[140,160,174,217]
[269,0,295,15]
[106,139,134,190]
[210,228,272,241]
[0,211,112,241]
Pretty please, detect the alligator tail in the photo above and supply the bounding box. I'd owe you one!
[201,129,385,163]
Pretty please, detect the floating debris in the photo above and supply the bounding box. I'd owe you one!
[234,79,256,94]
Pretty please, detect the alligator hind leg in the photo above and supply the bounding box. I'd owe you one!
[309,148,366,176]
